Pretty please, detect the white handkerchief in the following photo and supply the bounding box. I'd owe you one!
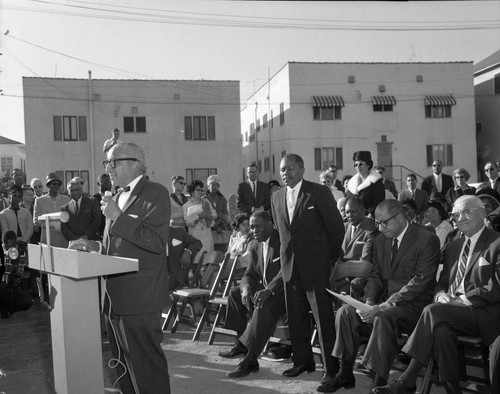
[355,241,366,245]
[128,214,138,218]
[478,257,490,267]
[307,206,315,210]
[172,238,182,247]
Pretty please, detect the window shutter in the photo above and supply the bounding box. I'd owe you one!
[54,116,62,141]
[314,148,322,171]
[78,117,87,141]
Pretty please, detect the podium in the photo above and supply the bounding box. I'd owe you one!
[29,244,138,394]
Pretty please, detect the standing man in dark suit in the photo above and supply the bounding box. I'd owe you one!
[374,166,398,199]
[61,177,101,242]
[236,162,270,215]
[373,195,500,394]
[482,161,500,194]
[101,142,171,394]
[167,226,202,291]
[92,173,112,241]
[271,153,345,389]
[398,173,428,220]
[421,160,454,197]
[219,210,285,378]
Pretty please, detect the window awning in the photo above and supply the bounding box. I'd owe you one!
[313,96,345,107]
[372,96,397,106]
[424,95,457,106]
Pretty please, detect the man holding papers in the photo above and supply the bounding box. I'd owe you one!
[318,200,440,393]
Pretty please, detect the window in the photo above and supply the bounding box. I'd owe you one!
[263,114,268,129]
[249,123,255,142]
[264,157,270,172]
[63,170,90,194]
[313,106,342,120]
[270,110,274,128]
[53,116,87,141]
[272,155,275,174]
[184,116,215,140]
[373,104,393,112]
[426,144,453,167]
[256,119,261,132]
[314,147,343,171]
[281,150,286,158]
[279,103,285,125]
[186,168,217,185]
[425,105,451,118]
[257,160,262,173]
[495,74,500,95]
[244,132,248,142]
[1,157,13,172]
[124,116,146,133]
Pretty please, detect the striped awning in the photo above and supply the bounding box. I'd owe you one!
[372,96,397,106]
[313,96,345,107]
[424,95,457,106]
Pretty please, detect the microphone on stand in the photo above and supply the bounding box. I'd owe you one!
[39,212,70,223]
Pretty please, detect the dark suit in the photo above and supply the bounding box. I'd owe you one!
[445,186,476,209]
[271,180,344,373]
[382,179,398,199]
[398,188,428,217]
[61,196,101,241]
[421,173,454,197]
[402,227,500,384]
[333,224,440,379]
[225,230,285,360]
[236,180,270,215]
[480,178,500,195]
[167,227,202,291]
[92,193,106,240]
[103,176,171,394]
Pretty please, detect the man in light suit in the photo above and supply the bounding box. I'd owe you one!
[167,226,202,291]
[219,210,285,378]
[318,200,440,393]
[373,195,500,394]
[421,160,454,197]
[398,173,428,220]
[236,162,270,215]
[101,142,171,394]
[271,153,345,389]
[61,177,101,241]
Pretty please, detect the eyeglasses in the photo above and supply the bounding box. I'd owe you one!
[374,212,400,227]
[194,188,204,192]
[178,182,186,185]
[454,176,466,179]
[103,158,139,169]
[485,168,496,172]
[449,208,480,221]
[353,162,366,168]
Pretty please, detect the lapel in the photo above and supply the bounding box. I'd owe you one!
[342,223,352,253]
[247,181,256,204]
[449,237,465,280]
[464,230,488,279]
[390,224,413,273]
[290,181,306,226]
[279,187,292,227]
[121,176,147,213]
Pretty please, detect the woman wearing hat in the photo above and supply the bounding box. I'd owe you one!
[424,200,453,250]
[205,175,231,252]
[346,151,385,216]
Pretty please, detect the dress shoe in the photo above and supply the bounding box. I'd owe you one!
[320,371,337,385]
[282,363,316,377]
[227,361,259,378]
[219,345,247,358]
[371,379,416,394]
[317,374,355,393]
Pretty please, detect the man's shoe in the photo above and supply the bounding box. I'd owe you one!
[219,345,247,358]
[282,363,316,377]
[317,374,355,393]
[372,380,416,394]
[227,361,259,378]
[320,371,337,385]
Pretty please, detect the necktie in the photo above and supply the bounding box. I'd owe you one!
[411,190,415,200]
[13,208,22,237]
[288,188,296,222]
[391,238,398,265]
[436,176,441,193]
[262,242,269,286]
[449,238,471,295]
[75,200,79,214]
[251,182,256,198]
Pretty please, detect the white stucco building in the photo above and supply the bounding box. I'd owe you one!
[0,136,26,175]
[23,76,241,195]
[242,62,476,189]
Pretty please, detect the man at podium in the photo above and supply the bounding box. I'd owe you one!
[101,142,171,394]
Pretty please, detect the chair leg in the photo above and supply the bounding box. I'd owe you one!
[193,297,210,341]
[171,298,188,334]
[161,298,177,331]
[207,304,225,345]
[420,357,435,394]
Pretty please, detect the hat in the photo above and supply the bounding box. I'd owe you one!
[268,180,280,189]
[426,200,447,219]
[46,172,62,186]
[476,188,500,211]
[352,151,373,167]
[206,175,221,187]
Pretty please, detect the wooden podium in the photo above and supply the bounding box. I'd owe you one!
[29,243,138,394]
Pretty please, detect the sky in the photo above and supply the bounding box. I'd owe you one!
[0,0,499,144]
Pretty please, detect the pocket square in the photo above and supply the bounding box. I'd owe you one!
[478,257,490,267]
[355,241,366,245]
[307,206,315,210]
[128,214,138,218]
[172,239,182,247]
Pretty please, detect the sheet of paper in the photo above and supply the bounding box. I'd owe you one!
[326,289,373,312]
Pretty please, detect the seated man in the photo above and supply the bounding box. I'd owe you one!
[167,226,202,291]
[330,196,378,294]
[218,210,286,378]
[318,200,441,393]
[373,195,500,394]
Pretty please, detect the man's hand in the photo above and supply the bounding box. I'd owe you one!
[436,293,454,304]
[241,286,254,310]
[253,289,272,309]
[180,250,191,269]
[357,303,384,324]
[101,194,122,222]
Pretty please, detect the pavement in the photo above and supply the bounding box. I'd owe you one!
[0,301,454,394]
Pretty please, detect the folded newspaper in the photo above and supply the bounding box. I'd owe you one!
[326,289,373,312]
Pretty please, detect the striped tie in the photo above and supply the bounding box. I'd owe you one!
[449,238,471,295]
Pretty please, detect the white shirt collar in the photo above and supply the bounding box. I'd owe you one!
[287,179,303,194]
[395,221,409,245]
[123,175,143,195]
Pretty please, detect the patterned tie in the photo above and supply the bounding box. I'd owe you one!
[449,238,471,295]
[391,238,398,265]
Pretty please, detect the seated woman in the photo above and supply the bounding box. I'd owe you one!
[424,201,453,250]
[445,167,476,209]
[319,170,344,202]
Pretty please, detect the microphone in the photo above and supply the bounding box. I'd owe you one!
[38,211,70,223]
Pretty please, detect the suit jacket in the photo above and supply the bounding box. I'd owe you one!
[340,217,378,263]
[0,207,34,243]
[364,224,441,308]
[103,176,170,315]
[479,178,500,195]
[435,228,500,346]
[240,230,283,296]
[61,196,101,241]
[398,188,428,216]
[421,173,454,197]
[236,180,270,215]
[167,227,202,287]
[383,179,398,199]
[271,179,345,283]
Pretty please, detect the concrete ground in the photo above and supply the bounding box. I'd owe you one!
[0,302,463,394]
